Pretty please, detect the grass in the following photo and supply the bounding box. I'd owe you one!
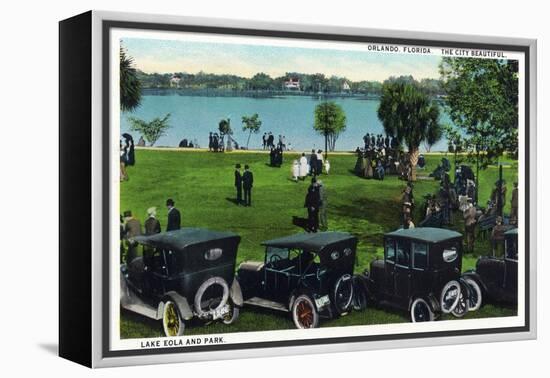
[120,149,518,338]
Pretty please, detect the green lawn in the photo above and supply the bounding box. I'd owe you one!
[120,149,518,338]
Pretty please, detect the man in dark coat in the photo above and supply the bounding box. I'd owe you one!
[123,210,141,264]
[309,149,318,176]
[242,165,254,207]
[234,163,243,205]
[166,198,181,231]
[304,178,321,232]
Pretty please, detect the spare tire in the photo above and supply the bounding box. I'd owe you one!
[194,276,229,318]
[333,274,354,315]
[440,280,461,314]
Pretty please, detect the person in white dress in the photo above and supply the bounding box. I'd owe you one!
[324,159,331,175]
[299,153,308,180]
[291,160,300,182]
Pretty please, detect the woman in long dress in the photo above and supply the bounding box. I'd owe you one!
[299,153,308,180]
[291,160,300,182]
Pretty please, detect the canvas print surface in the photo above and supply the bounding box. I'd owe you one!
[108,25,527,354]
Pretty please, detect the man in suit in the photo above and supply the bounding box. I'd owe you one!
[510,182,518,226]
[309,149,318,176]
[242,165,254,207]
[304,178,321,232]
[123,210,141,264]
[234,163,243,205]
[166,198,181,231]
[318,180,328,231]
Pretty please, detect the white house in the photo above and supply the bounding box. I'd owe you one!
[170,75,182,88]
[284,78,300,90]
[342,81,351,91]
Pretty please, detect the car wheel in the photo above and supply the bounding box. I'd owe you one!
[292,294,319,329]
[451,292,469,318]
[162,300,185,337]
[222,301,240,325]
[440,280,461,314]
[464,278,482,311]
[352,277,368,311]
[333,274,354,314]
[410,297,434,322]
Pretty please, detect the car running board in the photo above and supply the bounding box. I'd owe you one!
[244,297,289,312]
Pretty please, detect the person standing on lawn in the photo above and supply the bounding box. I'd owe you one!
[463,199,477,253]
[309,149,318,176]
[166,198,181,231]
[510,182,519,226]
[144,207,161,235]
[318,180,328,231]
[234,163,243,205]
[123,210,141,264]
[242,165,254,207]
[304,177,321,232]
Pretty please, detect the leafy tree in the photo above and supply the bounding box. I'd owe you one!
[440,57,518,164]
[313,102,347,156]
[440,57,519,200]
[241,114,262,149]
[424,118,443,152]
[120,47,142,112]
[377,82,441,181]
[218,118,233,149]
[128,114,171,146]
[249,73,274,90]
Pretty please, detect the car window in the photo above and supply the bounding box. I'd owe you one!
[396,240,410,267]
[385,239,395,263]
[412,242,428,270]
[266,246,289,265]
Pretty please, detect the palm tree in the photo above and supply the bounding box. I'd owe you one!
[120,47,142,112]
[377,82,441,181]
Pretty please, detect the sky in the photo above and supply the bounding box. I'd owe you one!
[122,36,442,82]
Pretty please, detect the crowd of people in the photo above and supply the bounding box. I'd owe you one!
[354,133,407,181]
[289,149,329,181]
[120,198,182,264]
[208,132,224,152]
[262,133,292,151]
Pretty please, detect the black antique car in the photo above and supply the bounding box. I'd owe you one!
[358,227,479,322]
[120,228,243,336]
[463,228,518,305]
[236,232,358,329]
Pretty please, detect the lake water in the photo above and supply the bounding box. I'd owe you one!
[120,94,450,152]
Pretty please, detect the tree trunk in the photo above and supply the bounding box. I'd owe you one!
[246,131,251,149]
[325,134,328,159]
[409,147,420,182]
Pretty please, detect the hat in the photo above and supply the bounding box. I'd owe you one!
[166,198,175,207]
[123,210,132,218]
[235,163,241,169]
[147,207,157,217]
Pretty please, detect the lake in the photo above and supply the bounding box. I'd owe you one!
[120,93,450,152]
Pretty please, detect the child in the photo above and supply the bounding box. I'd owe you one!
[324,159,331,175]
[292,160,300,182]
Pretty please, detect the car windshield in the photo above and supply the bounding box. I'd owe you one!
[265,246,289,264]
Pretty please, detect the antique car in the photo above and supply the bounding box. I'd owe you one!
[357,227,480,322]
[120,228,242,336]
[463,228,518,305]
[236,232,358,329]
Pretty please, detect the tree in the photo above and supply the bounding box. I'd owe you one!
[241,114,262,149]
[377,82,441,181]
[440,57,519,201]
[218,118,233,150]
[424,117,443,152]
[249,73,273,90]
[128,113,171,146]
[313,102,347,156]
[120,47,142,112]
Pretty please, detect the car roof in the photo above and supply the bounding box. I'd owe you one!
[504,228,518,236]
[261,232,356,252]
[133,228,240,250]
[385,227,462,243]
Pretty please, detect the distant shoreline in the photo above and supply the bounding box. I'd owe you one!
[135,146,450,155]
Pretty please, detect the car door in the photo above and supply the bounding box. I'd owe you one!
[411,242,429,296]
[383,238,396,297]
[394,239,412,308]
[504,236,518,300]
[263,247,291,300]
